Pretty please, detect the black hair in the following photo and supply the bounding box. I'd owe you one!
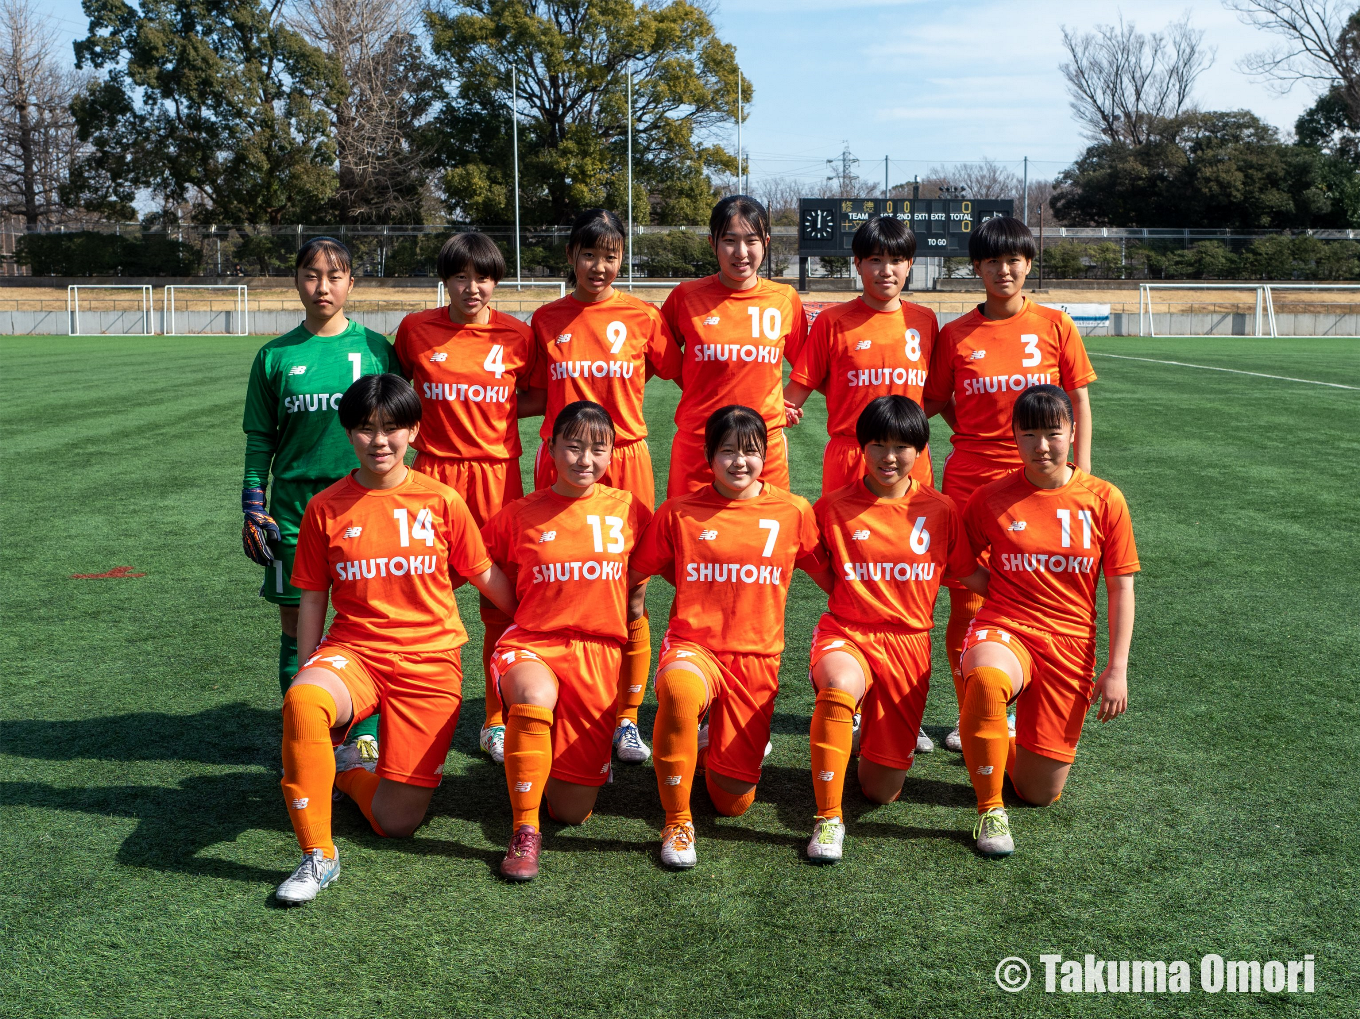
[551,400,615,447]
[296,236,352,274]
[968,215,1037,262]
[339,373,421,431]
[565,209,626,286]
[856,395,929,452]
[704,404,767,463]
[709,195,770,241]
[1012,384,1074,431]
[437,231,505,283]
[852,216,917,261]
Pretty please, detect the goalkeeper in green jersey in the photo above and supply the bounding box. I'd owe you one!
[241,237,399,755]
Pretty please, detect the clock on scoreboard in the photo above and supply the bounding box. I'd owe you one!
[798,197,1015,258]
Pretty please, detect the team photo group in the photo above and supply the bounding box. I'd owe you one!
[243,194,1138,904]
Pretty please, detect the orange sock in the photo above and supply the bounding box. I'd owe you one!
[810,687,857,820]
[946,589,986,709]
[504,702,554,831]
[481,616,509,729]
[653,668,707,825]
[281,683,339,856]
[705,771,756,816]
[960,666,1013,812]
[614,615,651,726]
[334,766,387,837]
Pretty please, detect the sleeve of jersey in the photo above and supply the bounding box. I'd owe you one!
[630,495,655,544]
[942,501,978,579]
[789,314,829,389]
[290,502,332,591]
[646,312,683,381]
[447,494,493,578]
[922,329,954,403]
[784,292,809,366]
[794,501,829,574]
[393,321,413,377]
[519,323,540,392]
[1101,489,1140,577]
[1058,315,1098,389]
[659,288,687,355]
[242,349,278,489]
[629,504,673,578]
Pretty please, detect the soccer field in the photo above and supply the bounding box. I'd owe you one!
[1,334,1356,1016]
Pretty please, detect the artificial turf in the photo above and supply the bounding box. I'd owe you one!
[0,333,1355,1017]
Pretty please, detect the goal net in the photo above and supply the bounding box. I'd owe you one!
[1138,282,1360,338]
[164,285,249,335]
[67,285,155,336]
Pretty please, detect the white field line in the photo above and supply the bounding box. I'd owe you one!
[1089,352,1359,391]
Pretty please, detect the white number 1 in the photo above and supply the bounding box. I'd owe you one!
[1056,508,1071,547]
[348,352,362,382]
[587,515,625,553]
[394,507,436,548]
[758,519,780,557]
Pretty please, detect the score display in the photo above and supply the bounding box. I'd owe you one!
[798,197,1015,258]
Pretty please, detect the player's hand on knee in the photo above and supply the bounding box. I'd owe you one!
[241,487,281,566]
[1093,666,1128,722]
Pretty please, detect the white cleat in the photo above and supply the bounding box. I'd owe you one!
[353,733,379,765]
[613,719,651,763]
[944,720,963,752]
[763,740,773,760]
[915,726,935,753]
[807,815,845,863]
[335,741,377,775]
[479,724,506,764]
[973,807,1015,857]
[275,847,340,905]
[1008,712,1017,738]
[660,821,697,869]
[850,712,862,756]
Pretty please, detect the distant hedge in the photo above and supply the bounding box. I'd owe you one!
[15,231,201,276]
[1040,236,1360,281]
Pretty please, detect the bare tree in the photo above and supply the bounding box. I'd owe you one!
[0,0,88,227]
[929,160,1022,199]
[754,176,802,225]
[1060,15,1215,145]
[1230,1,1360,122]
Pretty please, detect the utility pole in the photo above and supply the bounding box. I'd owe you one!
[511,66,521,287]
[736,71,742,194]
[627,66,633,289]
[1022,156,1029,225]
[884,156,889,199]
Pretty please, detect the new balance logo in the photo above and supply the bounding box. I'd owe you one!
[817,770,835,781]
[290,797,309,809]
[703,316,720,326]
[976,765,994,775]
[343,526,362,538]
[538,530,557,542]
[288,365,307,375]
[673,650,694,659]
[514,781,533,792]
[854,339,872,350]
[599,763,610,774]
[320,656,349,670]
[1008,520,1027,531]
[429,352,449,362]
[698,529,718,540]
[627,685,643,693]
[851,529,871,540]
[969,350,986,360]
[664,775,682,785]
[555,333,572,344]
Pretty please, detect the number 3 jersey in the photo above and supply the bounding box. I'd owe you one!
[291,470,492,652]
[815,480,975,632]
[482,486,652,644]
[963,468,1139,640]
[630,484,827,656]
[923,300,1097,465]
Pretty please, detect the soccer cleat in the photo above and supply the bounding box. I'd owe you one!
[944,720,963,752]
[763,740,773,760]
[353,732,379,764]
[500,825,542,881]
[275,847,340,905]
[1008,712,1017,738]
[479,724,506,764]
[915,727,935,754]
[334,740,377,776]
[613,719,651,763]
[973,807,1015,857]
[850,712,862,756]
[807,815,845,863]
[660,821,697,869]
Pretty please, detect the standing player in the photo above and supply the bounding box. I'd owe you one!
[482,402,650,881]
[958,385,1136,856]
[394,232,539,765]
[275,374,517,904]
[660,196,808,496]
[921,216,1097,751]
[241,236,399,760]
[631,405,829,869]
[528,209,679,765]
[805,396,987,862]
[784,215,938,493]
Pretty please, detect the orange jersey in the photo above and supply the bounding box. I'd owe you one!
[529,291,680,443]
[661,275,808,434]
[923,300,1096,463]
[394,307,536,459]
[790,298,938,437]
[292,470,492,652]
[815,480,975,631]
[963,468,1139,639]
[482,486,651,644]
[631,484,826,655]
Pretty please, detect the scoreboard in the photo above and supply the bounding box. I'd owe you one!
[798,197,1015,259]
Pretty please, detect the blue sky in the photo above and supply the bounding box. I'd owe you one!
[45,0,1320,188]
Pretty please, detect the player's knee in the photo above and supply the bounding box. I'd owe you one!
[656,668,706,716]
[371,802,425,838]
[705,772,756,816]
[281,681,338,733]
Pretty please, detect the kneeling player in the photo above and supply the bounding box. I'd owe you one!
[275,374,517,904]
[806,396,987,862]
[482,401,650,881]
[631,405,828,869]
[958,385,1137,856]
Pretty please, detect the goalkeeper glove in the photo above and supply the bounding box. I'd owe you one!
[242,487,281,567]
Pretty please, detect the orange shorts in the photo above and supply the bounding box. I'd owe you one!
[939,448,1017,589]
[533,437,656,511]
[490,626,624,787]
[961,618,1097,763]
[301,639,463,788]
[666,426,790,498]
[658,633,781,784]
[809,614,931,771]
[821,433,933,497]
[412,452,524,528]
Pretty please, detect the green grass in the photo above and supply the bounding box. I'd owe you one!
[1,334,1356,1017]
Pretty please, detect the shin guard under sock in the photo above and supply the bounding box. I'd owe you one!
[504,703,554,831]
[278,633,298,699]
[960,666,1013,812]
[615,615,651,726]
[653,668,707,825]
[810,687,857,820]
[281,684,339,855]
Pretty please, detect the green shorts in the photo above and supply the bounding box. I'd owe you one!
[260,477,334,607]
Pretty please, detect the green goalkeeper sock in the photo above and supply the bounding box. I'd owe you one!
[349,713,380,743]
[279,633,298,699]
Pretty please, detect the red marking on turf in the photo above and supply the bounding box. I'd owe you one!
[71,566,146,579]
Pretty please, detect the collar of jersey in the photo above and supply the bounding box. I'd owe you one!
[344,468,416,496]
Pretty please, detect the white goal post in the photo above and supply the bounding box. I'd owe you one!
[1261,283,1360,338]
[1138,283,1269,338]
[437,280,566,305]
[67,285,155,336]
[164,284,249,335]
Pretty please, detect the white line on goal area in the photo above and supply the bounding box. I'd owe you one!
[1089,352,1359,391]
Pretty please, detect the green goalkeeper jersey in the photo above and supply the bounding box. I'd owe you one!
[242,319,400,488]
